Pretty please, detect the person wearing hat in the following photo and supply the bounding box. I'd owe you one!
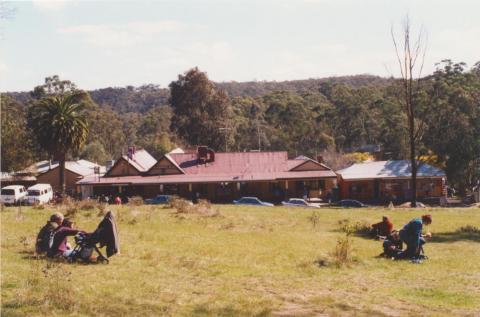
[47,217,86,258]
[397,214,432,259]
[35,212,64,255]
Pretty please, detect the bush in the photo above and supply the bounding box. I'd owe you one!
[64,205,78,219]
[338,219,371,237]
[128,196,144,206]
[170,198,220,217]
[315,233,357,268]
[330,234,355,267]
[170,197,193,214]
[97,203,107,217]
[77,200,98,211]
[457,225,480,233]
[308,210,320,228]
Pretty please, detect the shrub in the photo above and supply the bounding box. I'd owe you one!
[170,198,220,217]
[32,204,45,210]
[195,199,221,217]
[64,205,78,219]
[330,234,355,267]
[170,197,193,214]
[338,219,371,237]
[77,200,98,211]
[457,225,480,234]
[128,196,144,206]
[59,196,74,206]
[97,203,107,217]
[308,210,320,229]
[314,232,357,268]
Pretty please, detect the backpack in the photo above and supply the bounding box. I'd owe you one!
[35,222,58,253]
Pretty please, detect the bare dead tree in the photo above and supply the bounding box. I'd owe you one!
[391,16,427,207]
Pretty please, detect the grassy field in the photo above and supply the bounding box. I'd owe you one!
[1,203,480,316]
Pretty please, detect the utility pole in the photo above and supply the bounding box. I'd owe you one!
[219,127,231,152]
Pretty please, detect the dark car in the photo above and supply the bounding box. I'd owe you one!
[145,195,172,205]
[336,199,368,208]
[233,197,274,207]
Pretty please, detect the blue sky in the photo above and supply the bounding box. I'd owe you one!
[1,0,479,91]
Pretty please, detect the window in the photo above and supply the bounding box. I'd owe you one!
[303,180,325,190]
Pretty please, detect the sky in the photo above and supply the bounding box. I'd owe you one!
[1,0,479,92]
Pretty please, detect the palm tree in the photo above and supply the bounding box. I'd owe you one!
[29,92,89,194]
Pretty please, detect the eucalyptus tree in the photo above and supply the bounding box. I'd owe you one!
[169,67,232,151]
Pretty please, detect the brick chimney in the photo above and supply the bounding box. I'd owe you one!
[197,146,215,163]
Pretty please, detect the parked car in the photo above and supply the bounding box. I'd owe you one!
[25,184,53,205]
[336,199,368,208]
[145,194,172,205]
[233,197,274,207]
[281,198,319,208]
[0,185,27,205]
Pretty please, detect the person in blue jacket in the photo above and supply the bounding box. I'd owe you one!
[397,214,432,259]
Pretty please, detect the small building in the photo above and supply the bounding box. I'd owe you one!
[78,147,338,203]
[30,160,105,195]
[0,173,37,188]
[337,160,446,203]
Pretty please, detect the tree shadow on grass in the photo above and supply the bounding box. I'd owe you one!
[429,231,480,243]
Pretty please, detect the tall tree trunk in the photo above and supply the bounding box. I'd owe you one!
[409,115,417,207]
[392,16,426,208]
[59,153,66,195]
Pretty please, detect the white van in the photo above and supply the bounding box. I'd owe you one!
[0,185,27,205]
[25,184,53,205]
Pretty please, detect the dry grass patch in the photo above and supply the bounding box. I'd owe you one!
[171,198,221,217]
[2,205,480,316]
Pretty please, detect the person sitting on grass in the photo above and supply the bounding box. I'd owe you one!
[381,230,403,258]
[35,212,64,255]
[370,216,393,238]
[47,218,85,258]
[396,214,432,260]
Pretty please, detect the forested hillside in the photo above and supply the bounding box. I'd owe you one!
[6,75,391,114]
[2,60,479,192]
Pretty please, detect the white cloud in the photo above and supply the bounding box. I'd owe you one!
[32,0,69,11]
[57,21,186,47]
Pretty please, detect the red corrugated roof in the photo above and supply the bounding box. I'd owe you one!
[169,152,290,175]
[79,151,336,185]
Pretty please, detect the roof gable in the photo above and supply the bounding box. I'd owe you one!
[289,159,330,172]
[105,149,156,177]
[105,157,142,177]
[125,149,157,172]
[146,154,185,175]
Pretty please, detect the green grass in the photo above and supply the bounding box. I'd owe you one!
[2,204,480,316]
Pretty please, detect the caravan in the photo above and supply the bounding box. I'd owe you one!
[25,184,53,205]
[0,185,27,205]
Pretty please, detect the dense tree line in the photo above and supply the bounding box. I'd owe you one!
[2,61,479,194]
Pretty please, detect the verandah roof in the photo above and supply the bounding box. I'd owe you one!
[78,170,336,186]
